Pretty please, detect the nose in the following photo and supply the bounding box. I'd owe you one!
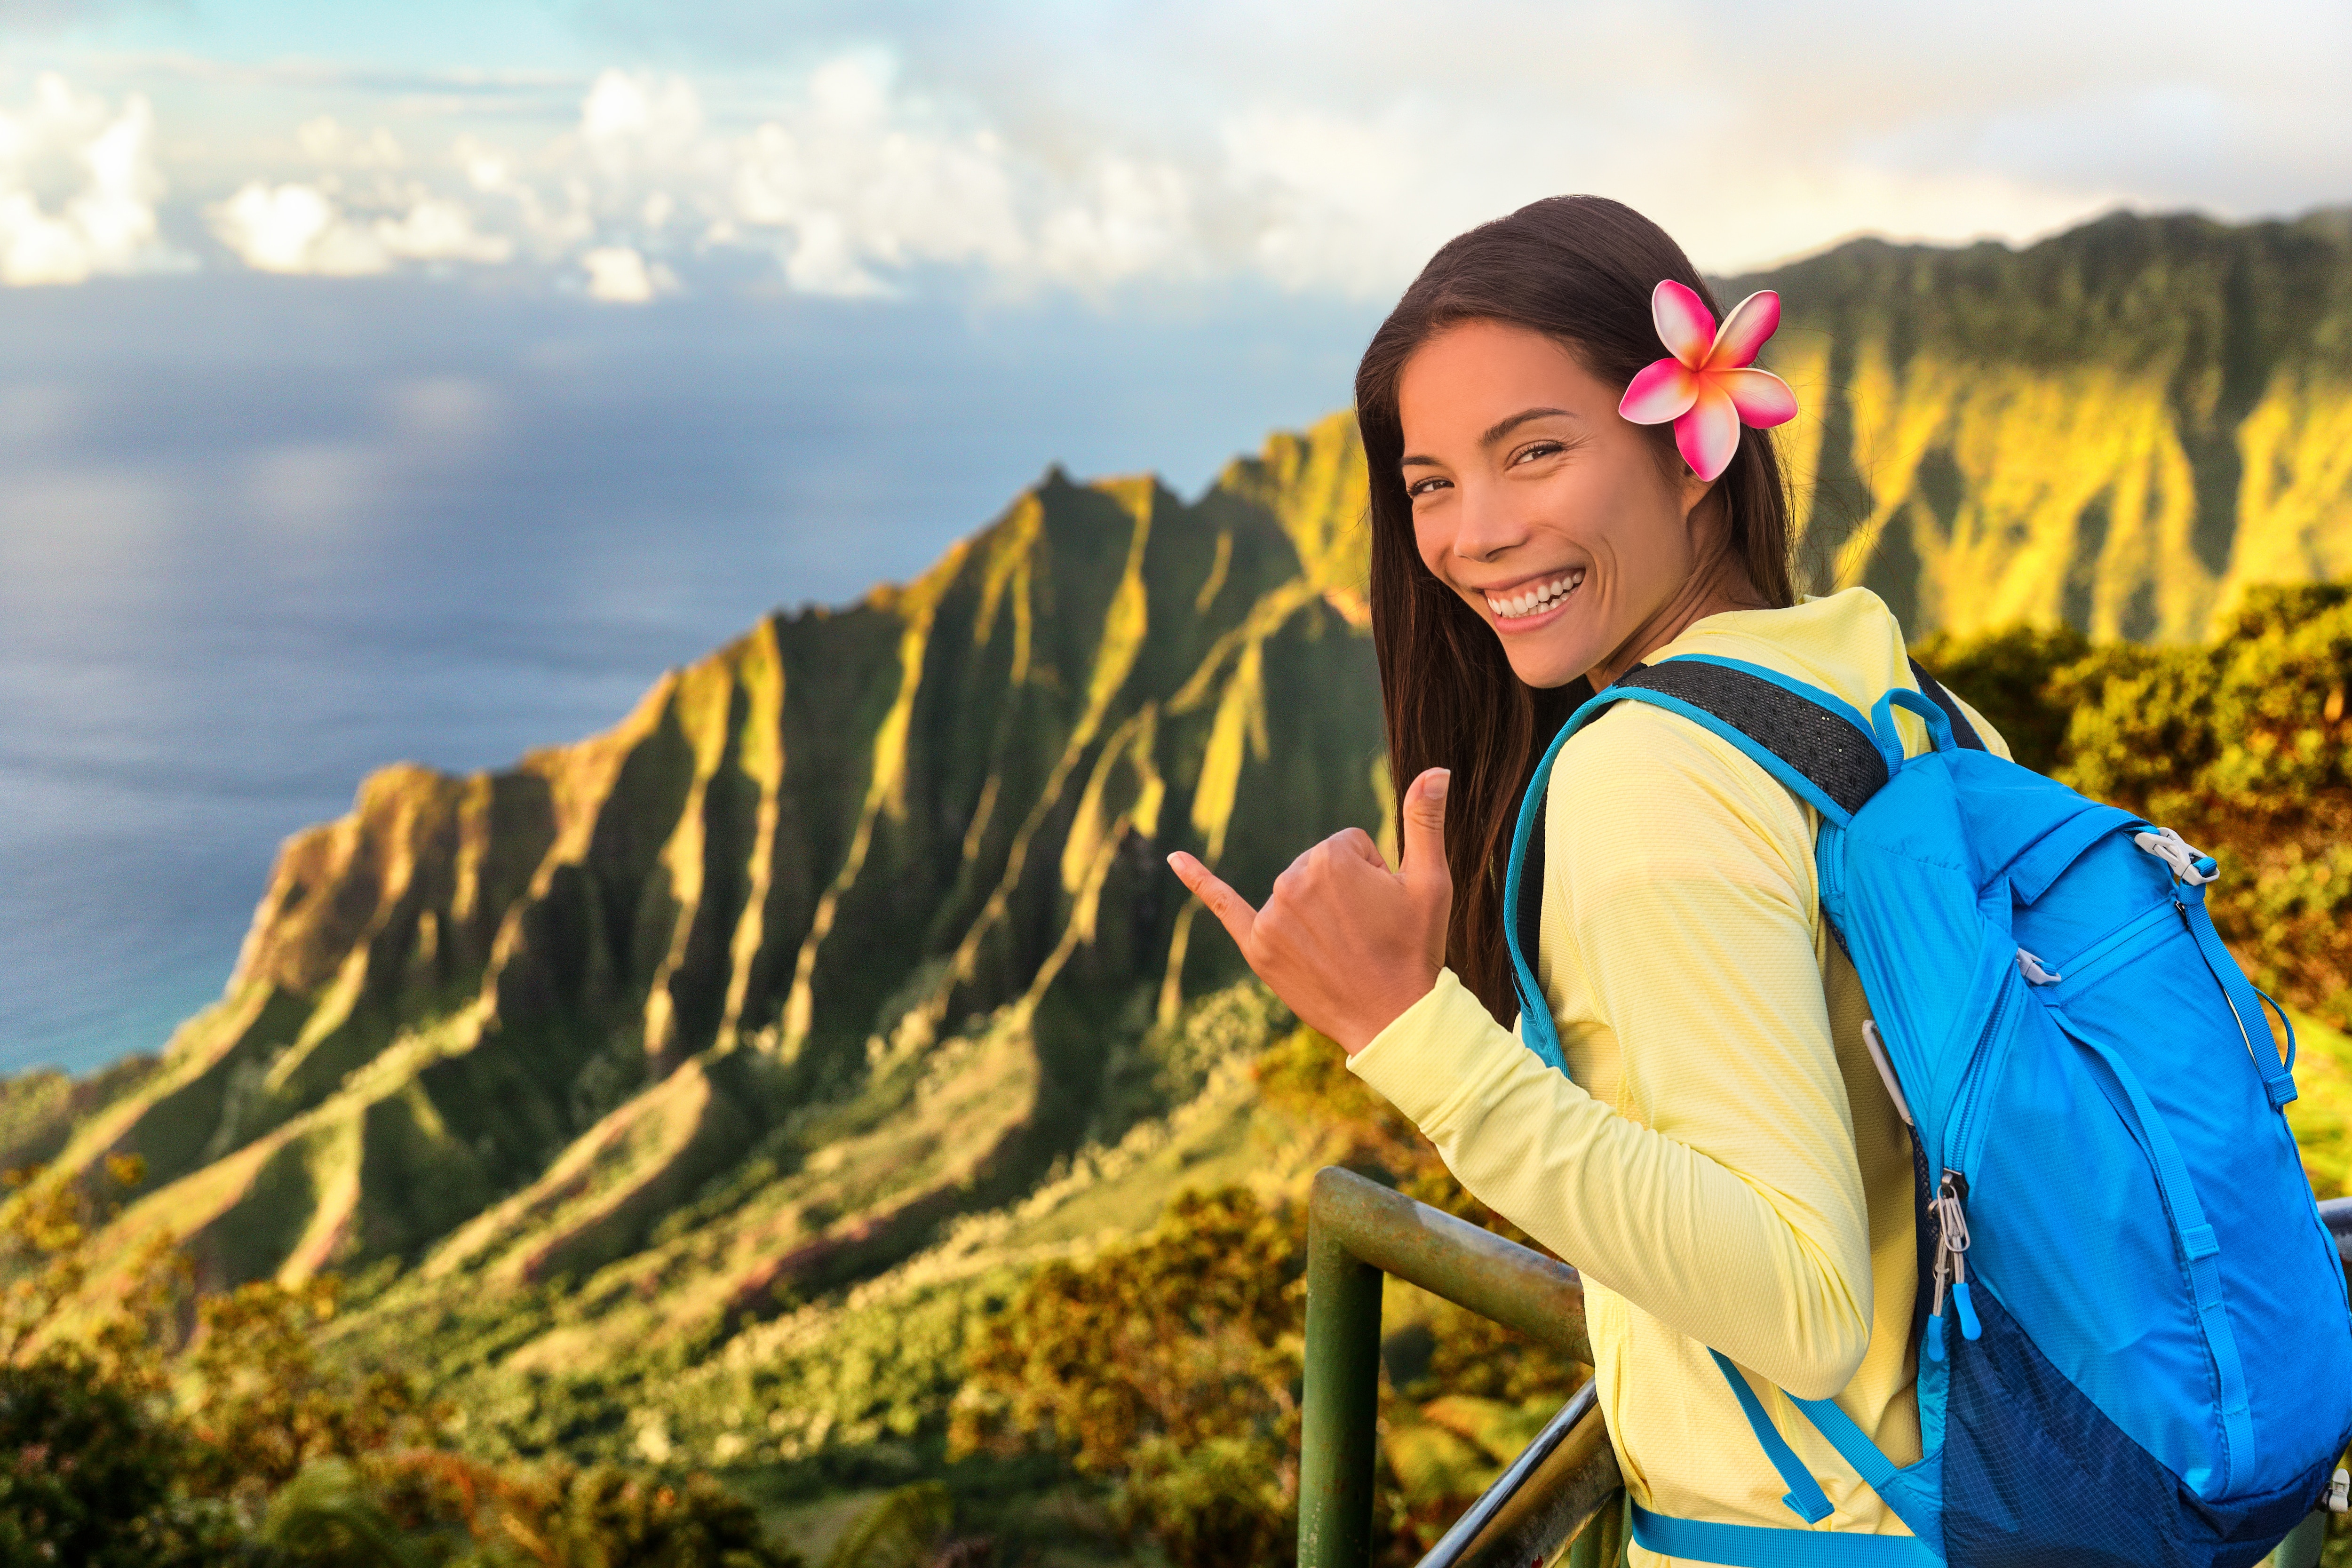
[1453,476,1532,565]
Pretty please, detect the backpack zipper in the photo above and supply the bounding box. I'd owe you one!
[2050,899,2175,997]
[1942,979,2015,1181]
[1927,980,2014,1360]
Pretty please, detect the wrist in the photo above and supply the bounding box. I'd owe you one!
[1337,969,1441,1056]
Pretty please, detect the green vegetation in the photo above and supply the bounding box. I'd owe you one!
[946,1028,1588,1568]
[9,204,2352,1561]
[0,1158,808,1566]
[1748,207,2352,643]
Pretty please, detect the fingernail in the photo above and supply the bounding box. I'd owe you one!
[1426,769,1449,801]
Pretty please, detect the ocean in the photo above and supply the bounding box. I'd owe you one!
[0,270,1380,1076]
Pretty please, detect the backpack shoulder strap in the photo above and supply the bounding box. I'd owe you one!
[1608,656,1893,822]
[1501,654,1891,1067]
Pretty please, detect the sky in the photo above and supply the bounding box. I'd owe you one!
[4,0,2349,303]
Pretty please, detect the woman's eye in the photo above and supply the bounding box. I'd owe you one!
[1511,440,1565,466]
[1406,476,1451,498]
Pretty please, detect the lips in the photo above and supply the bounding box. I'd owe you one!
[1483,568,1585,620]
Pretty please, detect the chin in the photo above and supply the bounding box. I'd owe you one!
[1502,643,1596,692]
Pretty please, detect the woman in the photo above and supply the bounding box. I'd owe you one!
[1168,196,2009,1561]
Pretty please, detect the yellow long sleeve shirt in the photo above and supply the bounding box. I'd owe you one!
[1349,589,2009,1562]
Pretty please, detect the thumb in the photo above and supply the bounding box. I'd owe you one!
[1401,768,1452,902]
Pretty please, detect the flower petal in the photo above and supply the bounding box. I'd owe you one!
[1706,290,1782,370]
[1651,280,1716,367]
[1618,358,1699,424]
[1675,382,1741,482]
[1714,366,1798,428]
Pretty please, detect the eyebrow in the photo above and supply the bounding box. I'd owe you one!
[1399,406,1578,468]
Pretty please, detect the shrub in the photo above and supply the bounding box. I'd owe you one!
[183,1276,444,1503]
[0,1356,244,1568]
[952,1187,1303,1566]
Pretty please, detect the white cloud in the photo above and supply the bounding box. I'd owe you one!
[724,55,1192,295]
[580,69,706,172]
[211,182,513,273]
[33,3,2352,299]
[453,135,511,193]
[1036,159,1195,288]
[295,116,404,169]
[375,197,511,263]
[209,181,389,274]
[581,243,674,302]
[0,73,174,286]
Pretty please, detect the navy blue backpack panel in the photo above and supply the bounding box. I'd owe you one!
[1502,655,2352,1567]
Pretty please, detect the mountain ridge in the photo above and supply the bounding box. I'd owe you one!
[7,202,2352,1466]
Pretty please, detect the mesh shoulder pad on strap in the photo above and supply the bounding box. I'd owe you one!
[1612,660,1889,819]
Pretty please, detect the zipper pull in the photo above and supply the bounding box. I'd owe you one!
[1925,1248,1949,1362]
[1930,1171,1981,1349]
[1952,1279,1983,1341]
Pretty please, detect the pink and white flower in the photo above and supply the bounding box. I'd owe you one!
[1616,280,1798,483]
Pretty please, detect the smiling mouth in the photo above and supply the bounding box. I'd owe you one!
[1484,569,1585,621]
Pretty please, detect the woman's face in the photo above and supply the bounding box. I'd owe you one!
[1398,318,1716,690]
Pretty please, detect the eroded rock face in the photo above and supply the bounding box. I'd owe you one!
[51,412,1385,1315]
[20,205,2352,1369]
[1748,207,2352,642]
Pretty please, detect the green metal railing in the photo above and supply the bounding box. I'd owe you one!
[1300,1167,1613,1568]
[1299,1167,2352,1568]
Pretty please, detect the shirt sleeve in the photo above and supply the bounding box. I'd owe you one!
[1348,705,1875,1399]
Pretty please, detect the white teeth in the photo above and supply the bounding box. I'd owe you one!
[1487,572,1583,619]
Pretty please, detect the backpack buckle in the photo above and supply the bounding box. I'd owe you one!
[2135,827,2219,886]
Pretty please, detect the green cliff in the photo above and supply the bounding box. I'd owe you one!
[1746,207,2352,639]
[9,204,2352,1475]
[41,425,1382,1335]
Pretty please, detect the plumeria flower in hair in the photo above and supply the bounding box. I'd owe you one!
[1617,280,1798,482]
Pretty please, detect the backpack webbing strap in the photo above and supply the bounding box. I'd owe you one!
[1710,1351,1835,1523]
[1907,657,1987,753]
[1501,655,1980,1067]
[2066,1021,2257,1489]
[1631,1503,1942,1566]
[2177,879,2298,1109]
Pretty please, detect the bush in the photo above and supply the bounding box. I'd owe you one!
[1908,622,2090,775]
[258,1458,415,1567]
[0,1159,799,1567]
[951,1187,1303,1566]
[183,1277,444,1503]
[0,1357,244,1568]
[953,1187,1303,1482]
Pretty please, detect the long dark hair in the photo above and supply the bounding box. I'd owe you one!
[1357,196,1798,1024]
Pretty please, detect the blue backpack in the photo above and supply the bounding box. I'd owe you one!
[1502,654,2352,1568]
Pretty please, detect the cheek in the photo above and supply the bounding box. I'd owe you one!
[1584,462,1684,571]
[1411,510,1451,582]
